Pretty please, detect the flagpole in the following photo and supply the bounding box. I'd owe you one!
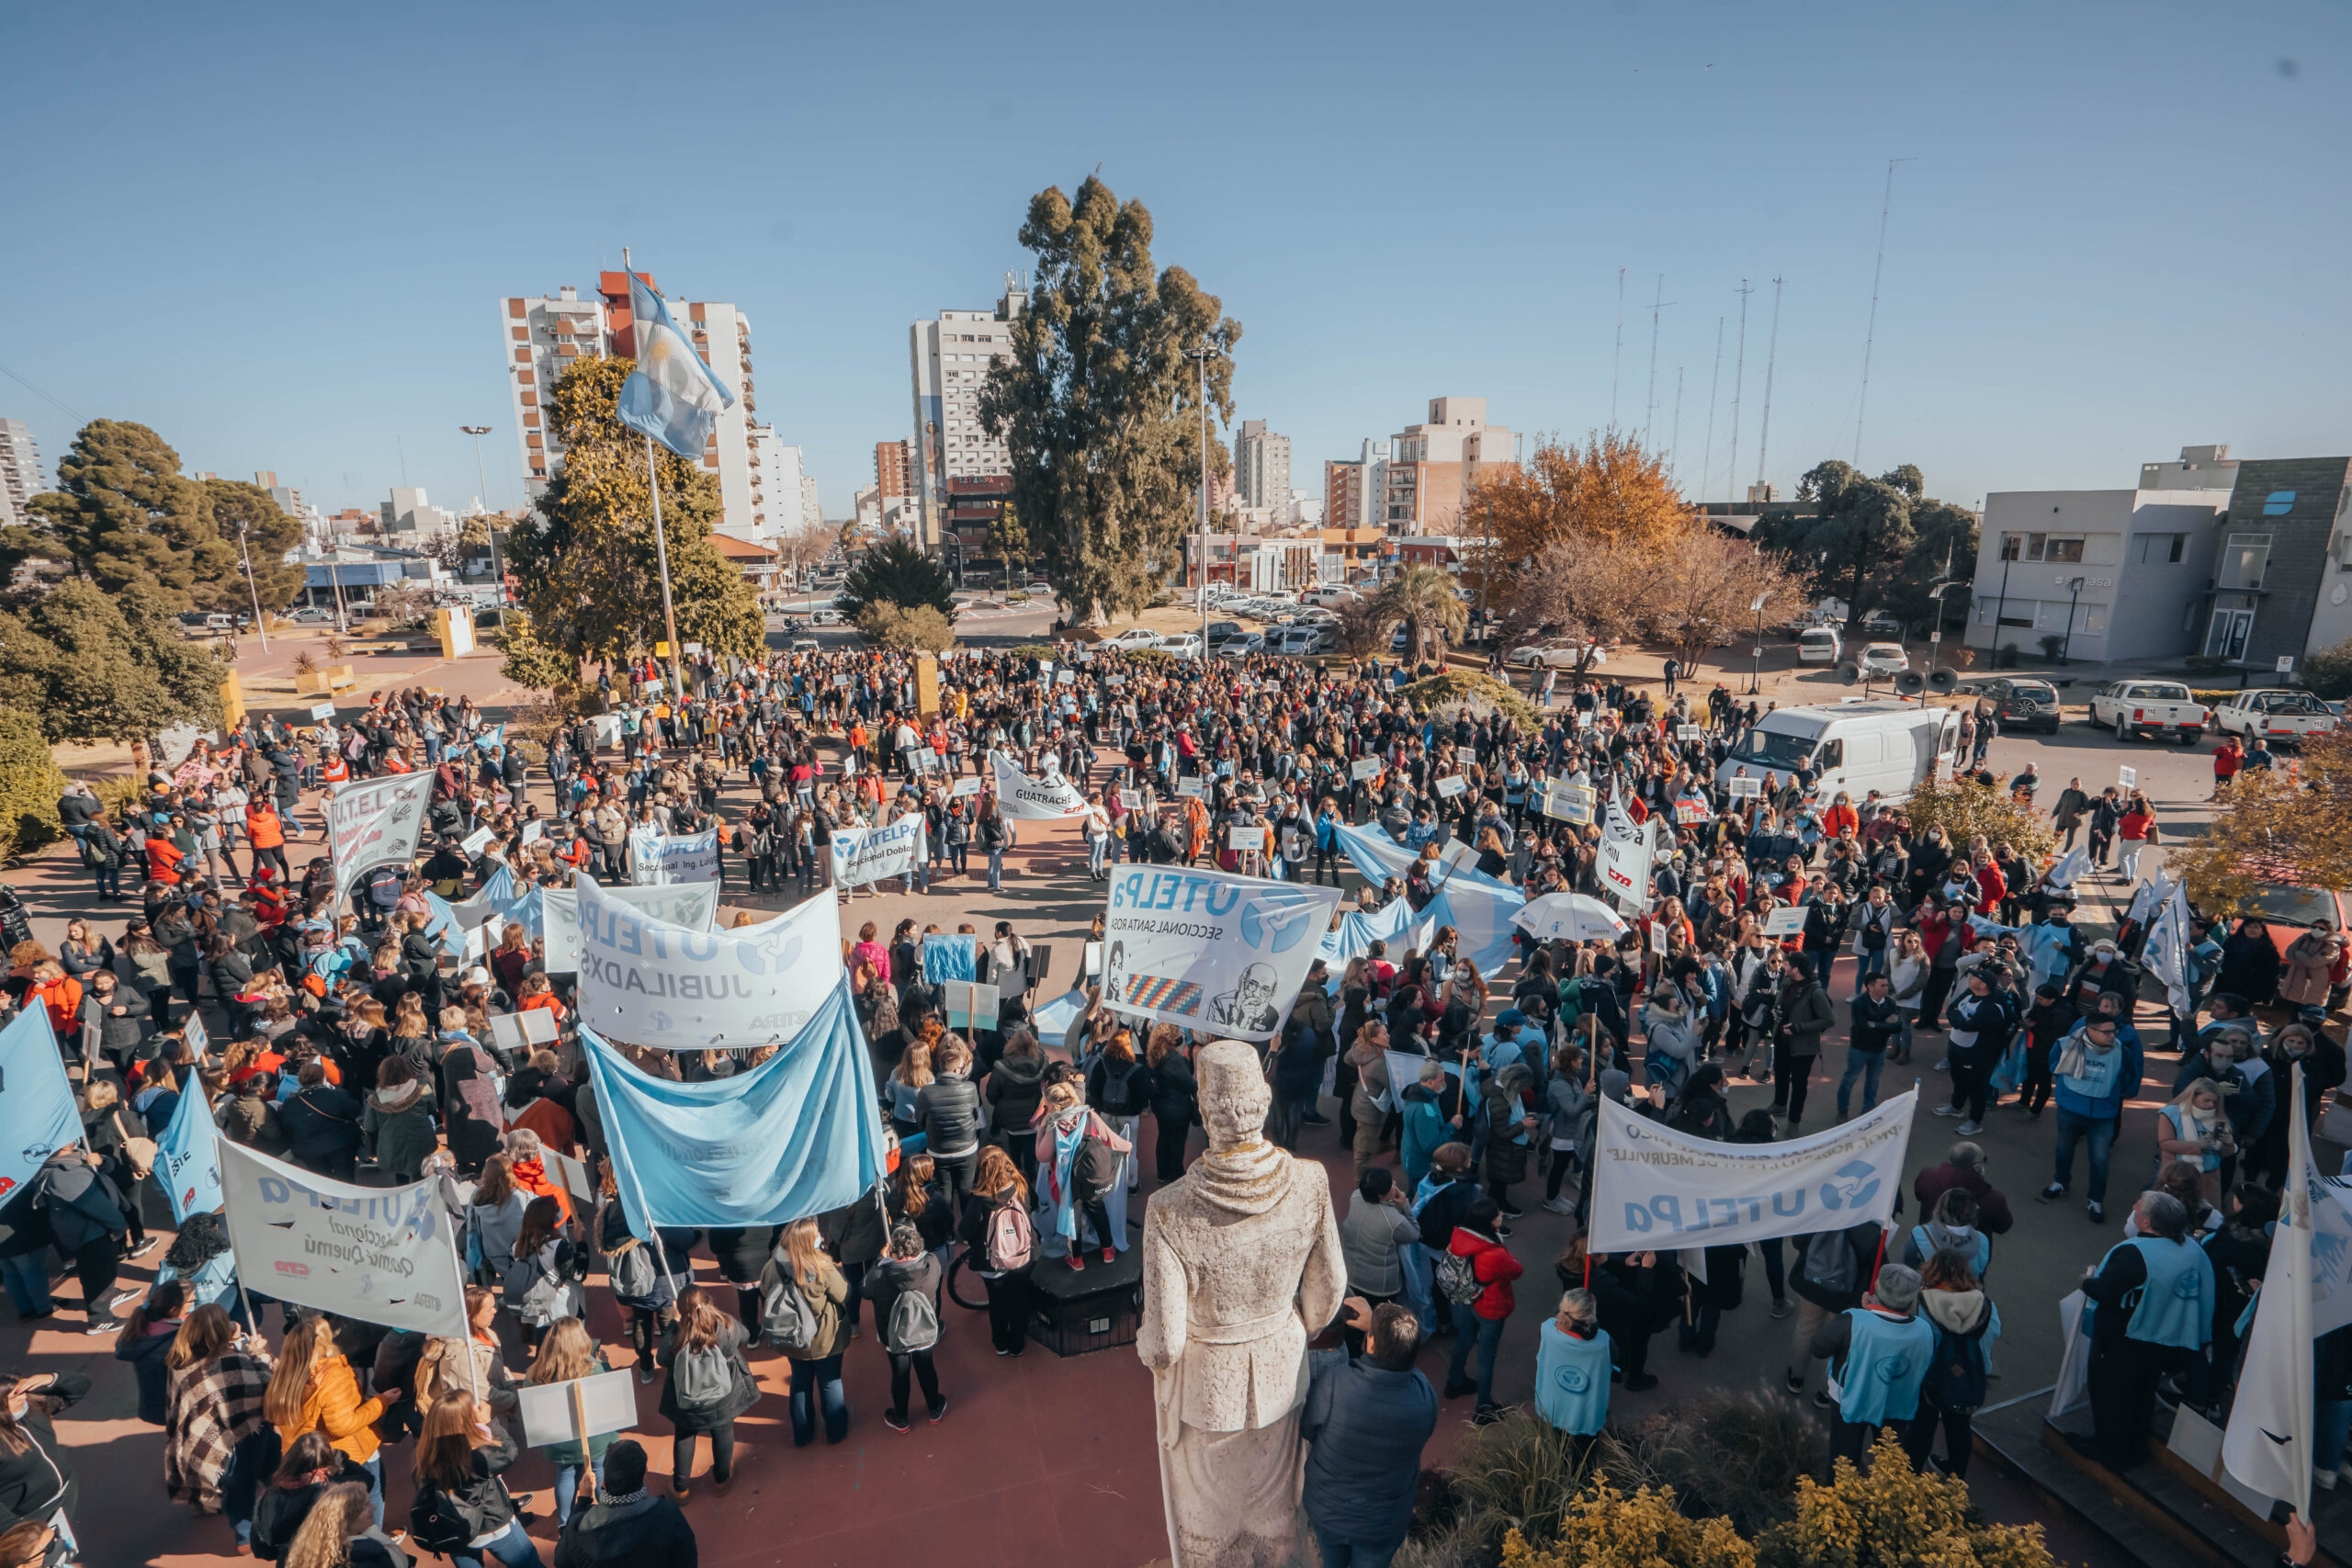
[622,247,686,706]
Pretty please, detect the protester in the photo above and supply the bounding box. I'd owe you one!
[2078,1190,2213,1470]
[162,1303,277,1543]
[763,1220,852,1447]
[865,1220,948,1433]
[408,1390,533,1568]
[1442,1196,1522,1422]
[525,1318,617,1526]
[1808,1262,1936,1467]
[1300,1299,1437,1568]
[552,1438,697,1568]
[264,1315,396,1528]
[1906,1248,1999,1478]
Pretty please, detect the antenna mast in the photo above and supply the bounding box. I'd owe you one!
[1668,367,1685,489]
[1700,317,1724,507]
[1755,276,1783,493]
[1725,279,1753,506]
[1854,157,1915,465]
[1610,267,1626,426]
[1643,275,1674,446]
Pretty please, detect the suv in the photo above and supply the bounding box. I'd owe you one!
[1973,677,2063,735]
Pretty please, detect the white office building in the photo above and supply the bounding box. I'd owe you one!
[0,419,40,527]
[909,275,1026,539]
[1234,420,1292,514]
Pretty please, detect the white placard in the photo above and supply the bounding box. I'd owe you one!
[1102,865,1341,1043]
[1084,940,1103,978]
[1543,781,1595,825]
[842,751,858,777]
[1676,725,1702,741]
[2277,655,2296,673]
[1727,775,1764,798]
[490,1012,529,1057]
[1589,1089,1916,1252]
[1435,774,1467,798]
[549,1149,594,1203]
[1227,824,1261,852]
[1350,756,1381,781]
[309,703,336,721]
[459,826,493,855]
[941,980,1001,1032]
[217,1143,468,1336]
[2118,765,2137,789]
[516,1370,639,1450]
[571,871,842,1048]
[1057,669,1075,685]
[1647,919,1668,954]
[1119,790,1142,810]
[1105,674,1125,688]
[520,1008,560,1044]
[1761,904,1809,937]
[1176,775,1206,798]
[950,775,982,799]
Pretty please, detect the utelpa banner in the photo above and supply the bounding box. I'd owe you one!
[218,1142,468,1337]
[1102,864,1340,1043]
[628,827,718,885]
[1588,1088,1916,1252]
[503,881,719,976]
[326,773,434,898]
[831,817,925,888]
[571,870,841,1048]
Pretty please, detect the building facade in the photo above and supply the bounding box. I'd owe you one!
[909,276,1025,541]
[875,439,913,502]
[1323,440,1389,535]
[500,272,786,543]
[1234,420,1291,514]
[2204,456,2352,669]
[0,418,40,527]
[1384,398,1513,533]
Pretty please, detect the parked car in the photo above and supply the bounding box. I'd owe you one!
[1861,610,1905,637]
[1214,631,1265,658]
[1797,626,1843,664]
[809,608,842,626]
[1277,625,1333,656]
[2212,689,2336,748]
[1301,587,1358,608]
[1024,581,1054,596]
[1968,677,2064,735]
[1505,641,1607,670]
[285,606,336,624]
[2088,680,2208,744]
[178,612,234,638]
[789,637,819,653]
[1858,642,1909,676]
[1158,633,1204,660]
[1101,627,1163,650]
[1205,620,1242,643]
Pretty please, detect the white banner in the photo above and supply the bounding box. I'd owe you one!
[535,882,719,975]
[2224,1067,2315,1514]
[218,1143,467,1337]
[326,773,434,898]
[992,752,1087,819]
[831,818,926,887]
[628,828,718,885]
[1598,795,1654,909]
[1589,1089,1917,1252]
[2143,881,2193,1016]
[1102,864,1340,1043]
[571,871,841,1048]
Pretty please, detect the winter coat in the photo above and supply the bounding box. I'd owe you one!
[1480,1083,1530,1187]
[656,1315,759,1433]
[985,1052,1047,1137]
[2278,931,2342,1008]
[362,1081,438,1180]
[118,1320,180,1425]
[553,1492,699,1568]
[1447,1225,1522,1320]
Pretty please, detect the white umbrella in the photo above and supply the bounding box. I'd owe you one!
[1511,892,1629,943]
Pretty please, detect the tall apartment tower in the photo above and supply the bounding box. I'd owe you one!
[1234,420,1292,516]
[1384,397,1515,533]
[1323,439,1389,533]
[875,439,914,502]
[0,419,41,527]
[909,275,1026,544]
[499,274,786,542]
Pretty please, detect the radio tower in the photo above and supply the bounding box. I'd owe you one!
[1854,158,1915,465]
[1725,279,1753,506]
[1611,267,1626,426]
[1755,276,1783,496]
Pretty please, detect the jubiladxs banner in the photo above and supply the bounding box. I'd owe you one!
[1101,864,1339,1043]
[571,871,841,1049]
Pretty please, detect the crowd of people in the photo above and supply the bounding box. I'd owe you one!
[1,629,2346,1568]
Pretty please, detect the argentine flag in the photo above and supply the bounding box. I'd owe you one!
[616,274,736,458]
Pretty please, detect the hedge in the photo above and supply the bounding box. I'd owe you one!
[0,711,67,864]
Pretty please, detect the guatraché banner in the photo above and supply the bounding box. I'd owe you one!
[992,752,1087,819]
[571,870,841,1048]
[0,1007,79,1209]
[155,1081,226,1224]
[628,828,719,885]
[1588,1088,1916,1252]
[1102,864,1340,1043]
[218,1142,468,1337]
[583,974,886,1232]
[503,882,720,975]
[326,773,434,897]
[831,817,925,887]
[1598,795,1655,910]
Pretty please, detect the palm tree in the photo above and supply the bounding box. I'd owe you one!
[1376,563,1468,666]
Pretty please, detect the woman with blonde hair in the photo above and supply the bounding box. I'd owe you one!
[163,1303,275,1538]
[280,1480,401,1568]
[525,1317,615,1523]
[887,1039,933,1137]
[407,1390,531,1566]
[413,1286,518,1419]
[2155,1077,2233,1205]
[265,1314,395,1527]
[759,1219,851,1446]
[1533,1287,1611,1448]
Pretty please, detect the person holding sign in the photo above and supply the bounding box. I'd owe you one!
[551,1438,697,1566]
[407,1390,536,1567]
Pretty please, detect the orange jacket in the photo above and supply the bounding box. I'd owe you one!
[146,835,185,885]
[245,806,285,849]
[32,976,83,1037]
[278,1354,389,1463]
[1822,804,1859,840]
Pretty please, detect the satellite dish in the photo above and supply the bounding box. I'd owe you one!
[1895,670,1927,696]
[1837,661,1862,685]
[1928,666,1960,694]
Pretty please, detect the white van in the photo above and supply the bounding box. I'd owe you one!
[1797,626,1843,664]
[1713,700,1960,802]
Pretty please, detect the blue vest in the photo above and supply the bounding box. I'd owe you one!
[2111,1235,2214,1349]
[1834,1308,1937,1426]
[1534,1321,1612,1437]
[1908,1224,1992,1280]
[2056,1038,2121,1101]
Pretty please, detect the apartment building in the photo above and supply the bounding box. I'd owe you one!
[1384,398,1514,533]
[909,276,1027,540]
[499,272,789,543]
[1234,420,1292,514]
[1323,439,1389,534]
[0,419,40,527]
[875,439,914,502]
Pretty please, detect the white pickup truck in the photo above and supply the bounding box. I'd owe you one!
[2088,680,2209,744]
[2212,688,2338,747]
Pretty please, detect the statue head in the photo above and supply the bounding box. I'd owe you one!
[1195,1039,1272,1153]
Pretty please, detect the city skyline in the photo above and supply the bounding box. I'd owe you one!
[3,2,2346,528]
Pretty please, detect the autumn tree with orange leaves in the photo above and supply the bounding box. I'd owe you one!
[1473,430,1692,560]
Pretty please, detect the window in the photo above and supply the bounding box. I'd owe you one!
[2132,532,2187,564]
[2219,533,2272,591]
[2044,536,2085,563]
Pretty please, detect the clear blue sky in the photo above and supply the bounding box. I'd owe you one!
[4,2,2345,523]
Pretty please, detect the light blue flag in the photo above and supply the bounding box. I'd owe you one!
[0,1006,80,1208]
[421,891,458,950]
[154,1083,225,1223]
[922,933,977,983]
[583,974,885,1232]
[616,274,738,459]
[1317,896,1425,992]
[471,724,506,753]
[474,862,517,908]
[498,884,545,939]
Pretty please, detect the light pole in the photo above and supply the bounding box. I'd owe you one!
[1747,592,1767,695]
[2060,575,2086,666]
[1183,344,1223,651]
[458,425,507,630]
[236,521,270,651]
[1990,536,2018,668]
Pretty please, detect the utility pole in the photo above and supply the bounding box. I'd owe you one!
[1726,280,1753,506]
[1755,276,1783,494]
[237,521,269,651]
[1668,368,1685,489]
[1183,344,1224,653]
[1855,157,1916,466]
[458,425,506,630]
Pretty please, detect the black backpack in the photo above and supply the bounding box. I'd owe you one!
[1923,1312,1991,1415]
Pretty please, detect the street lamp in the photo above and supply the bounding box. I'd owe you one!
[458,425,507,629]
[1990,536,2018,668]
[2060,575,2086,666]
[1182,344,1224,652]
[1747,592,1767,695]
[237,521,270,652]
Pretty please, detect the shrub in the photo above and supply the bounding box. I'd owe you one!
[2302,636,2352,700]
[0,712,67,863]
[1902,770,2055,862]
[1753,1431,2055,1568]
[1006,644,1059,662]
[292,649,319,676]
[500,634,577,693]
[1502,1486,1753,1568]
[855,602,956,652]
[1401,671,1540,732]
[1615,1391,1826,1539]
[1442,1407,1611,1552]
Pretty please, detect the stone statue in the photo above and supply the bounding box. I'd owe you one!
[1137,1039,1346,1568]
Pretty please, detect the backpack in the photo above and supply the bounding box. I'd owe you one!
[504,1247,576,1327]
[672,1342,735,1410]
[1799,1230,1860,1299]
[885,1286,940,1354]
[761,1273,820,1353]
[1435,1248,1486,1307]
[1073,1131,1119,1200]
[1923,1314,1991,1415]
[985,1200,1036,1272]
[606,1239,658,1301]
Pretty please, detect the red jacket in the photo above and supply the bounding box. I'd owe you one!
[1448,1225,1522,1320]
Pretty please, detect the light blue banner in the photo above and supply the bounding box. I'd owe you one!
[155,1082,226,1223]
[922,933,977,983]
[1330,823,1521,978]
[0,1007,79,1209]
[583,974,886,1232]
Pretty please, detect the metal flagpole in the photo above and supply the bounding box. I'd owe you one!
[645,433,686,705]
